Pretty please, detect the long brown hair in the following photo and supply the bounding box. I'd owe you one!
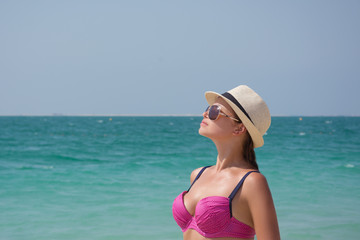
[243,131,258,170]
[233,118,258,170]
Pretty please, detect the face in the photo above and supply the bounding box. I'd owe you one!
[199,97,241,140]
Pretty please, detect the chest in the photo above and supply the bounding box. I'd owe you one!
[183,175,239,216]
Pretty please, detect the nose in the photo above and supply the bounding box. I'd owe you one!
[203,109,208,118]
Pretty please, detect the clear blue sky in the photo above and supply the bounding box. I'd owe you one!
[1,0,359,116]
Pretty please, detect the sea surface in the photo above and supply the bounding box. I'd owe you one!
[0,116,359,240]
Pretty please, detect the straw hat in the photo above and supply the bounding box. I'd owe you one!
[205,85,271,148]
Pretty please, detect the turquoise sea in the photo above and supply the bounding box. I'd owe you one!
[0,116,359,240]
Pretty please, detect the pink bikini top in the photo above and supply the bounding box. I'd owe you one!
[172,166,258,239]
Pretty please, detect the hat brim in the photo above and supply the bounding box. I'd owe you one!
[205,91,264,148]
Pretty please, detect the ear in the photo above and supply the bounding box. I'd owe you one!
[233,124,246,136]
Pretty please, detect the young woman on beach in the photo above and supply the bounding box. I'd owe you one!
[173,85,280,240]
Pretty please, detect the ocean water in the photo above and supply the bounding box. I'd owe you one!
[0,116,359,240]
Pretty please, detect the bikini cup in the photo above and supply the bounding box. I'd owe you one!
[182,192,232,233]
[172,167,258,238]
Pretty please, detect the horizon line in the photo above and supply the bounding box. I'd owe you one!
[0,114,359,117]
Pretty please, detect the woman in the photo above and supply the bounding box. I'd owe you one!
[173,85,280,240]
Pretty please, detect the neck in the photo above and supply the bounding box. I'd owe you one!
[212,138,251,172]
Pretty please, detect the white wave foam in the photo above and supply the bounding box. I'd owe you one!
[40,165,54,169]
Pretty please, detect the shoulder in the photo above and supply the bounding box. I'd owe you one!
[242,172,271,198]
[190,167,204,183]
[190,166,211,183]
[245,171,268,185]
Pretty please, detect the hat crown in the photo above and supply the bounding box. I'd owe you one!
[227,85,271,135]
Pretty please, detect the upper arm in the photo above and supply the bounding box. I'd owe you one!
[244,173,280,240]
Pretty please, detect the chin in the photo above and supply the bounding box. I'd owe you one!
[198,127,207,137]
[198,128,212,139]
[198,127,204,136]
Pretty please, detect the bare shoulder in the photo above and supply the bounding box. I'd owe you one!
[190,166,213,183]
[190,167,204,183]
[242,172,271,197]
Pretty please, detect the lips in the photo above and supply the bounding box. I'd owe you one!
[200,120,208,126]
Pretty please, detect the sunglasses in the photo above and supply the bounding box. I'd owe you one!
[205,105,240,122]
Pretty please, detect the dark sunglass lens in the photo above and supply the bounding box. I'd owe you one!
[208,105,219,120]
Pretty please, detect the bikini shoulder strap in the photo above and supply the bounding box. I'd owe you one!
[228,170,259,217]
[228,170,259,200]
[187,166,211,191]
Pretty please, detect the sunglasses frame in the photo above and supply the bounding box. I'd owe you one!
[205,105,240,122]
